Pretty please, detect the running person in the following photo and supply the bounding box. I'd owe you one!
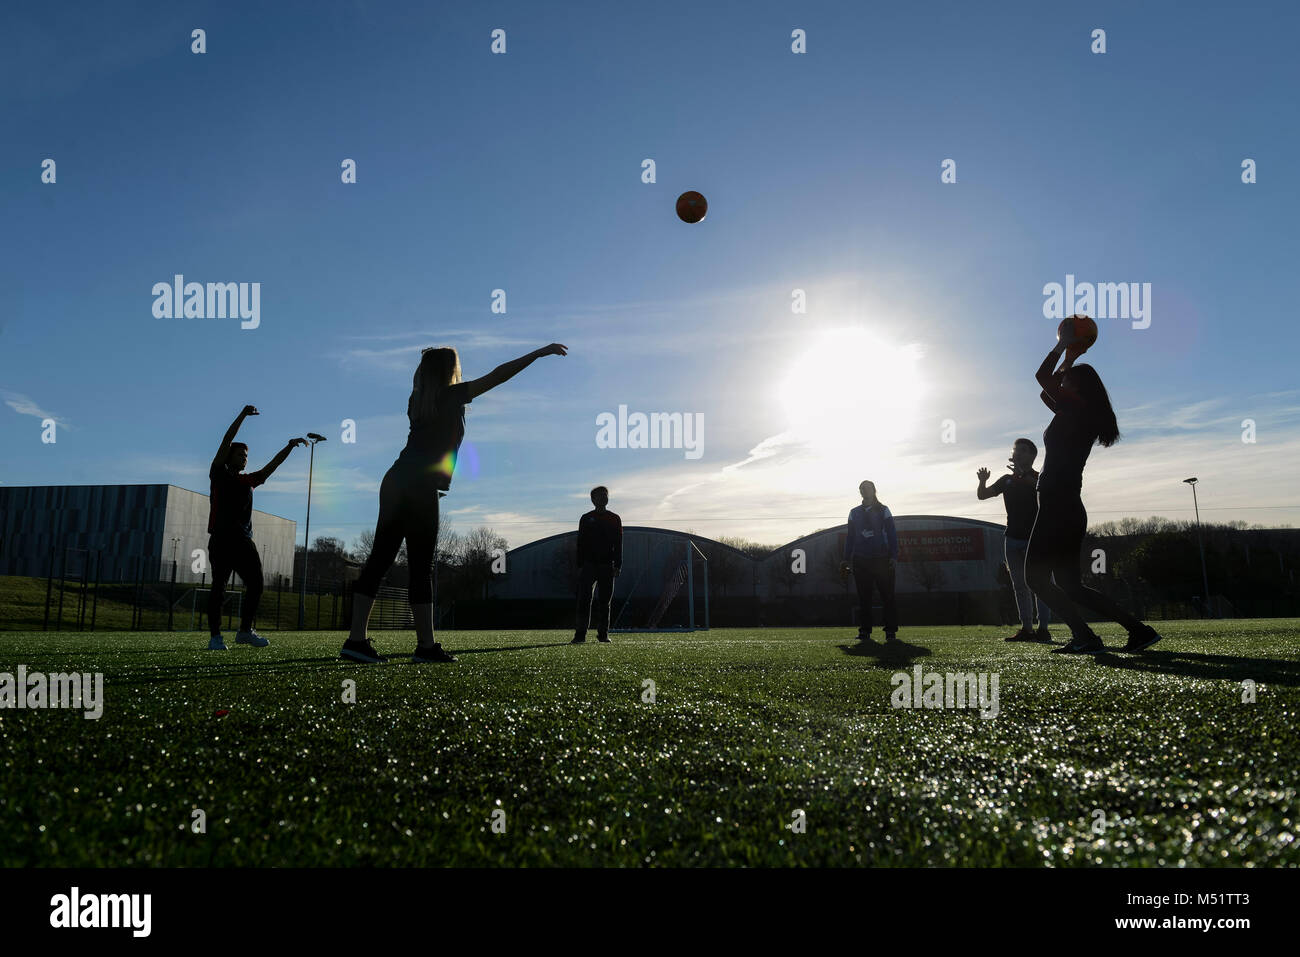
[207,405,306,650]
[572,486,622,644]
[978,438,1052,642]
[1026,319,1162,654]
[839,480,899,642]
[340,342,568,664]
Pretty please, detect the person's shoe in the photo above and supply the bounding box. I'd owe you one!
[1005,628,1035,642]
[1051,632,1106,655]
[340,638,385,663]
[208,635,228,651]
[1035,627,1053,642]
[412,642,456,663]
[1122,624,1163,653]
[571,634,587,644]
[235,629,269,648]
[597,633,612,644]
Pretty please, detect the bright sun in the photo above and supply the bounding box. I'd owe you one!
[778,327,926,449]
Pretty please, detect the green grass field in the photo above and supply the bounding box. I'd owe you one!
[1,621,1296,867]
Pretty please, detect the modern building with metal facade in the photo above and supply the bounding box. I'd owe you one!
[0,484,297,584]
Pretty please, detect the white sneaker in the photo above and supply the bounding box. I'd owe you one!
[235,629,270,648]
[208,635,228,651]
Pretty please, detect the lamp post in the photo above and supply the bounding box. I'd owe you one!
[168,537,180,631]
[1183,477,1211,617]
[298,433,327,629]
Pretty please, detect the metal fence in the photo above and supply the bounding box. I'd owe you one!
[21,551,362,632]
[4,546,1296,632]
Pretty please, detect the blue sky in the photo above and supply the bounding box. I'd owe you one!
[2,0,1297,551]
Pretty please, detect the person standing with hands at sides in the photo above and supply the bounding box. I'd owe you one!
[572,486,622,644]
[1027,318,1163,654]
[207,405,307,650]
[978,439,1052,642]
[340,343,569,664]
[839,480,899,643]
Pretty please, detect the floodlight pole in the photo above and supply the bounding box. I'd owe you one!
[168,537,180,631]
[298,434,327,629]
[1184,477,1212,617]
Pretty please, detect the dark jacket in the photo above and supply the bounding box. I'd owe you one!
[577,509,623,570]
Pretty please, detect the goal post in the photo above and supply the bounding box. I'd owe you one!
[188,586,243,632]
[610,538,709,633]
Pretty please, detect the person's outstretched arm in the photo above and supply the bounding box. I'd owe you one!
[976,467,1003,500]
[213,405,258,470]
[251,438,307,484]
[465,343,568,400]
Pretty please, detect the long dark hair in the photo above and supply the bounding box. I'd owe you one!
[409,347,462,422]
[1067,364,1120,447]
[860,480,888,511]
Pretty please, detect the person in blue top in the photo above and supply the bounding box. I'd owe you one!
[838,480,899,642]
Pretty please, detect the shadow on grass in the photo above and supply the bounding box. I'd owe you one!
[838,638,931,666]
[454,642,576,655]
[1094,649,1300,687]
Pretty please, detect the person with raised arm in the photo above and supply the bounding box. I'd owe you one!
[977,439,1052,642]
[1026,318,1162,654]
[207,405,306,650]
[341,343,568,664]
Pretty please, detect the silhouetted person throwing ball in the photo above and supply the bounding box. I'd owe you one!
[341,342,568,664]
[207,405,306,650]
[1027,320,1162,654]
[839,480,899,642]
[572,486,622,644]
[978,438,1052,642]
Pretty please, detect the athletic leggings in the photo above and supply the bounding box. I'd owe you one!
[1025,489,1141,639]
[354,464,440,604]
[208,533,264,634]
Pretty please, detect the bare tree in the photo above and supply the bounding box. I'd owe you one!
[436,524,462,566]
[718,535,777,560]
[353,529,375,565]
[459,526,509,599]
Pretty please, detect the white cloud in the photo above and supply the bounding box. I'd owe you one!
[1,390,70,428]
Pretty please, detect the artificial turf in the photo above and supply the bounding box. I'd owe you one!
[0,620,1296,866]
